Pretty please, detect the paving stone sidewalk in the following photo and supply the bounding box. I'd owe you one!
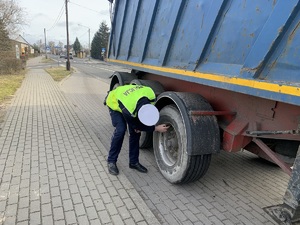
[0,57,160,225]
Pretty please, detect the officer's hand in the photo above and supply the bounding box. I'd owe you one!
[155,124,169,133]
[134,129,141,133]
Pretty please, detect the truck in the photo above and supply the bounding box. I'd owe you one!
[106,0,300,223]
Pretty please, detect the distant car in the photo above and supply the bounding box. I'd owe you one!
[59,53,65,58]
[64,53,73,59]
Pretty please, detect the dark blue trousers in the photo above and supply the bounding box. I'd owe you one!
[107,109,141,164]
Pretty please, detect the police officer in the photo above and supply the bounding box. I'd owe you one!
[105,84,169,175]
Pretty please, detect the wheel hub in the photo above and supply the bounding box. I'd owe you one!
[160,127,179,166]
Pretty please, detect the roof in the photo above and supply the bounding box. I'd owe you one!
[14,35,31,46]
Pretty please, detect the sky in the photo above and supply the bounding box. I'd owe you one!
[17,0,112,48]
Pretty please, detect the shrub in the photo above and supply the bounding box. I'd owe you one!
[0,51,23,74]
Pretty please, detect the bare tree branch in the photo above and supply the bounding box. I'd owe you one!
[0,0,27,37]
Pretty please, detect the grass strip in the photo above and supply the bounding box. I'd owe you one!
[45,66,74,82]
[0,71,25,103]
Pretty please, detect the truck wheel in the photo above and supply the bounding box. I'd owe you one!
[153,105,211,184]
[109,71,137,91]
[130,79,164,149]
[139,132,153,149]
[112,83,120,90]
[130,79,165,96]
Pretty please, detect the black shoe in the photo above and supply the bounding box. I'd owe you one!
[108,162,119,175]
[129,162,148,173]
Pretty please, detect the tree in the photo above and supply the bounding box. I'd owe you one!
[73,37,81,55]
[48,41,55,54]
[36,39,44,53]
[58,41,64,49]
[91,21,110,60]
[0,19,19,74]
[0,20,11,51]
[32,43,40,54]
[0,0,27,37]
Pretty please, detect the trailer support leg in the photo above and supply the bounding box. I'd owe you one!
[252,138,292,175]
[264,145,300,224]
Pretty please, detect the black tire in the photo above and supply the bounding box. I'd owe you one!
[139,132,153,149]
[130,79,165,96]
[109,72,137,91]
[153,105,211,184]
[112,83,120,90]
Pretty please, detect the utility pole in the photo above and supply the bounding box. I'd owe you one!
[78,24,91,61]
[88,28,90,61]
[65,0,70,71]
[44,28,47,59]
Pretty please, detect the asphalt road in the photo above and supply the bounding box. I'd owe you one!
[48,54,130,84]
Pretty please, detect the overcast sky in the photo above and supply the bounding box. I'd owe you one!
[17,0,112,47]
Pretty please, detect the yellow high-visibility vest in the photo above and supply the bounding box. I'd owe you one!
[106,84,156,116]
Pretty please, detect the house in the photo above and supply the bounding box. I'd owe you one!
[11,35,34,59]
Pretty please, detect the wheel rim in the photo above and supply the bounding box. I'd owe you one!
[158,125,179,166]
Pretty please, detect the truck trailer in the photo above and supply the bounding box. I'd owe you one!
[106,0,300,223]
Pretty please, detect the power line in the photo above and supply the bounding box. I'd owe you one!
[47,1,65,31]
[69,1,103,14]
[78,30,88,39]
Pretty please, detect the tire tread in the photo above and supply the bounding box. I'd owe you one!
[180,154,211,183]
